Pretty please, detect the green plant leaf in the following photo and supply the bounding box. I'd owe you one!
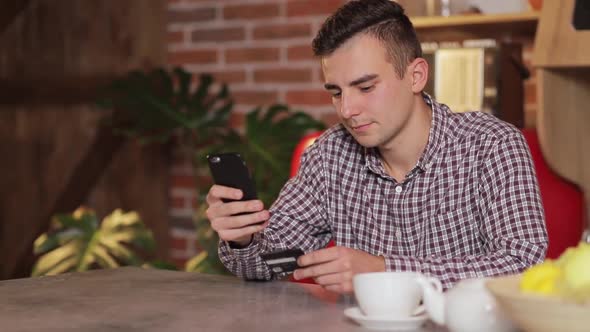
[144,260,179,271]
[173,67,191,104]
[99,238,138,264]
[33,233,57,255]
[185,251,208,272]
[185,104,325,274]
[92,244,120,268]
[40,256,80,277]
[191,74,214,107]
[31,208,156,277]
[32,240,82,277]
[209,104,325,206]
[96,68,232,145]
[95,67,327,277]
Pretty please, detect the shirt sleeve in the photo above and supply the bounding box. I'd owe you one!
[218,143,333,280]
[383,132,548,289]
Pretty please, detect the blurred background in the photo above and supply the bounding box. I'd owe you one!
[0,0,562,280]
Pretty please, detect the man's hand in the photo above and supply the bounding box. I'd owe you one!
[205,184,270,247]
[292,246,386,293]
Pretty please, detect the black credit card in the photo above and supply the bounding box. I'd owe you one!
[260,248,305,274]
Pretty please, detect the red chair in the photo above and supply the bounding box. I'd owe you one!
[521,128,586,258]
[288,129,586,274]
[289,132,326,284]
[290,132,323,178]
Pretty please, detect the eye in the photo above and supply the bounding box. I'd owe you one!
[360,85,374,93]
[330,91,342,98]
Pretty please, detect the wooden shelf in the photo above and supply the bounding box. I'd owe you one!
[412,12,539,29]
[411,12,539,41]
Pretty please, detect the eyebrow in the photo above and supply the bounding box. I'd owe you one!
[324,74,378,91]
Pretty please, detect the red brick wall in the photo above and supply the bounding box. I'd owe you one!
[165,0,348,267]
[165,0,538,267]
[167,0,346,116]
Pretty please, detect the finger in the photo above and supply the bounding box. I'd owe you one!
[314,271,352,287]
[229,200,265,216]
[293,258,342,280]
[206,200,264,220]
[206,185,243,205]
[298,246,341,267]
[218,220,269,242]
[214,209,270,230]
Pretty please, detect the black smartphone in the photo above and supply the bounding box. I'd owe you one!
[207,153,257,203]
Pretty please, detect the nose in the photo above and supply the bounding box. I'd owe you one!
[339,93,360,119]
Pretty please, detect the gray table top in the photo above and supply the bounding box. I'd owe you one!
[0,267,441,331]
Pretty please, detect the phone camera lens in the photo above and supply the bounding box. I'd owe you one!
[211,156,221,163]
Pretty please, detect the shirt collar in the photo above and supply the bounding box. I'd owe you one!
[417,92,449,172]
[363,93,449,177]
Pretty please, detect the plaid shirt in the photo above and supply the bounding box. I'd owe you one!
[219,95,548,289]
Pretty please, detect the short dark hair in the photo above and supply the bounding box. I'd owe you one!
[312,0,422,78]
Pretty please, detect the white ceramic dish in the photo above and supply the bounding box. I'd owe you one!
[344,306,428,331]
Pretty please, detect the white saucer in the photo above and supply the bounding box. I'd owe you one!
[344,307,428,331]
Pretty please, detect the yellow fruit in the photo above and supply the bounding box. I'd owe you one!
[520,261,563,295]
[520,242,590,303]
[561,243,590,302]
[555,247,575,268]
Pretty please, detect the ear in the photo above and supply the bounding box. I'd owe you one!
[407,58,428,93]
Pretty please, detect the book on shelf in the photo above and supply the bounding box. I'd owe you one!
[421,39,524,128]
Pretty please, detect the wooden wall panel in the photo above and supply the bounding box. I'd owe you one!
[0,0,167,279]
[536,69,590,218]
[87,141,171,263]
[1,0,165,78]
[533,0,590,67]
[534,0,590,229]
[0,107,103,278]
[0,0,165,105]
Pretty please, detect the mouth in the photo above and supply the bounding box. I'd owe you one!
[350,123,372,132]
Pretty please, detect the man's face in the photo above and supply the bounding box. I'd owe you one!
[321,34,416,149]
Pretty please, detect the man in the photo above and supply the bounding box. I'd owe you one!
[205,0,547,293]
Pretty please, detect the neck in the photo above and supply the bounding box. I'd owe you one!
[379,96,432,182]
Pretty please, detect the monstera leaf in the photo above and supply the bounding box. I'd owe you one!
[95,68,326,275]
[32,208,155,277]
[185,202,229,274]
[186,105,325,274]
[201,104,325,206]
[97,67,233,146]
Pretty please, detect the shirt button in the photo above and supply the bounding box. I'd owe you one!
[395,230,402,238]
[395,186,403,193]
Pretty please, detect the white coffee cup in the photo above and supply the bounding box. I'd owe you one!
[353,271,433,318]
